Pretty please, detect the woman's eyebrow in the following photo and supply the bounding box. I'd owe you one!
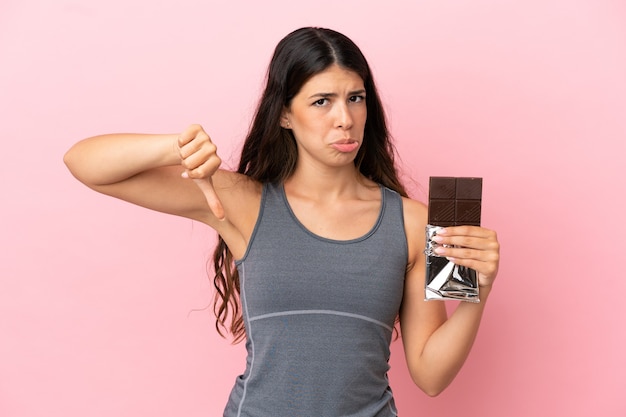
[308,92,337,99]
[307,89,366,100]
[349,89,366,96]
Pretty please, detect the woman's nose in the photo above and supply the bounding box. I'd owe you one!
[335,103,353,129]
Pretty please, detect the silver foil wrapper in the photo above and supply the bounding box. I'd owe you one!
[424,224,480,302]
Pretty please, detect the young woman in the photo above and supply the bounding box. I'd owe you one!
[64,27,500,416]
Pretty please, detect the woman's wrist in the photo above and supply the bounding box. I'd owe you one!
[162,133,184,166]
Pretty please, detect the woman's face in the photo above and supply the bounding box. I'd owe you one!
[282,64,367,169]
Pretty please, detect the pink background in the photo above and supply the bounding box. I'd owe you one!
[1,0,625,416]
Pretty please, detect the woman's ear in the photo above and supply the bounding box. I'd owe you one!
[280,109,291,129]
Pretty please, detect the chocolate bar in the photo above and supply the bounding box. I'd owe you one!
[425,176,483,302]
[428,177,482,226]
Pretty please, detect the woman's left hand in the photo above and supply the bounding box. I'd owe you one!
[431,226,500,288]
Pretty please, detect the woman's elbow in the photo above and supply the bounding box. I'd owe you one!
[422,385,446,398]
[63,147,84,180]
[408,370,451,397]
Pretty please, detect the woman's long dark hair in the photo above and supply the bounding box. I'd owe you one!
[213,27,408,343]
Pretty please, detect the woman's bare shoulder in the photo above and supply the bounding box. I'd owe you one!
[401,196,428,229]
[214,170,263,194]
[212,170,263,218]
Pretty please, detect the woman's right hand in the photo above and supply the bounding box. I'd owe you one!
[177,124,225,220]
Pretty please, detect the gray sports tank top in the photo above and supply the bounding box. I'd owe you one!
[224,182,408,417]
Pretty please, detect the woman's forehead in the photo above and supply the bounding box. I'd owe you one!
[298,65,364,94]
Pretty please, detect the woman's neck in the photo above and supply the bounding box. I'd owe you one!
[284,164,374,201]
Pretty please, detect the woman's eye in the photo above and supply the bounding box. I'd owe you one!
[350,95,365,103]
[313,98,328,106]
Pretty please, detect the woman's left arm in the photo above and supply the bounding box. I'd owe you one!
[399,198,500,396]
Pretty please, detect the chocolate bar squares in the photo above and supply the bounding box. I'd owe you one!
[428,177,482,227]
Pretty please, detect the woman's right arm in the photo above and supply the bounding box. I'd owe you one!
[64,124,261,259]
[64,125,231,225]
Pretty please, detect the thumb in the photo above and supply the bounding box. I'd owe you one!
[192,177,225,221]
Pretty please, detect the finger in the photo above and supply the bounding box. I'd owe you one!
[436,225,496,239]
[183,153,222,180]
[435,245,481,261]
[436,244,499,263]
[179,131,213,160]
[177,124,204,148]
[433,227,498,250]
[181,145,218,172]
[434,236,499,252]
[192,178,225,221]
[179,134,219,176]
